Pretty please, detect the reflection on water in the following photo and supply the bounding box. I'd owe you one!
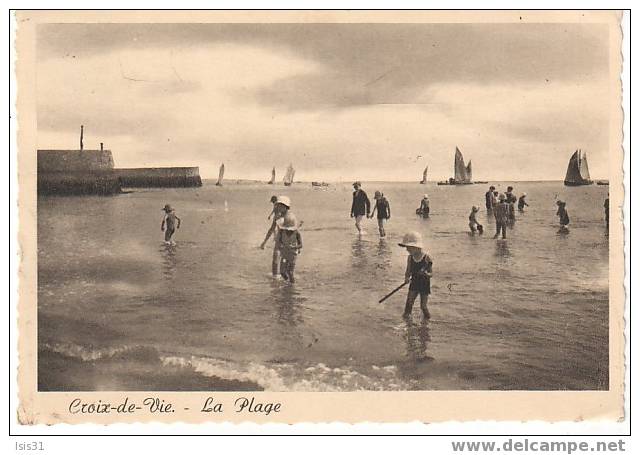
[375,238,392,271]
[351,237,368,269]
[270,279,304,327]
[160,243,178,280]
[494,239,511,259]
[404,317,432,362]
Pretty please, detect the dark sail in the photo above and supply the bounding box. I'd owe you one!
[564,150,593,186]
[453,147,471,183]
[216,163,224,186]
[268,167,275,184]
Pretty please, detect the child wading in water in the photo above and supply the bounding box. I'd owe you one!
[518,193,529,212]
[276,212,302,283]
[161,204,181,244]
[369,191,391,237]
[556,200,570,232]
[416,194,430,218]
[468,206,483,234]
[398,231,433,320]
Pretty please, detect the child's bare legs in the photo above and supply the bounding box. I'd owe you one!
[272,247,281,277]
[279,256,288,280]
[403,290,419,318]
[164,228,175,243]
[286,254,297,283]
[377,218,386,237]
[419,294,430,319]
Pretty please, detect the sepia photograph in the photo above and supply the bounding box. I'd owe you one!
[14,9,626,425]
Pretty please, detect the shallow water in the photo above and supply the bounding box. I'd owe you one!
[37,181,609,391]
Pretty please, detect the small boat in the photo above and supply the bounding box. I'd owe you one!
[216,163,225,186]
[311,181,329,187]
[283,164,295,187]
[597,180,609,186]
[438,147,474,185]
[420,165,428,184]
[564,149,593,186]
[268,167,276,184]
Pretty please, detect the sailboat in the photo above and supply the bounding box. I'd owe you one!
[438,147,473,185]
[564,149,593,186]
[283,164,295,186]
[420,166,428,184]
[216,163,224,186]
[268,167,276,184]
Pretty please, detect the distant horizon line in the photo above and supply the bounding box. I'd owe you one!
[201,178,610,184]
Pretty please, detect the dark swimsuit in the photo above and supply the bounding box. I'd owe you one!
[408,254,432,294]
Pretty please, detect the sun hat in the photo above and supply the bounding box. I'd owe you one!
[162,204,173,212]
[522,192,527,197]
[556,200,565,206]
[423,194,429,199]
[276,195,291,208]
[398,231,424,249]
[277,212,299,231]
[499,193,506,201]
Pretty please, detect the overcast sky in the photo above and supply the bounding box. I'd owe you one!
[37,23,611,181]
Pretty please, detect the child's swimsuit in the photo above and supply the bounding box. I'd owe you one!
[408,254,432,294]
[375,198,390,219]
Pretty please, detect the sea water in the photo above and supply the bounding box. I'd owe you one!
[37,181,609,391]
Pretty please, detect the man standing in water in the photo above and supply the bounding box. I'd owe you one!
[505,186,517,223]
[260,195,291,277]
[493,194,509,239]
[485,185,495,210]
[350,181,371,234]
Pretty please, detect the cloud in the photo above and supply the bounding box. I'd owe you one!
[36,23,613,181]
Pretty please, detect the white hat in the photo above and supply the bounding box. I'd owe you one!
[276,195,291,208]
[522,192,527,197]
[277,212,298,230]
[423,194,429,199]
[398,231,424,249]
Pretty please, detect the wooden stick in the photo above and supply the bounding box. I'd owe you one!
[379,281,409,303]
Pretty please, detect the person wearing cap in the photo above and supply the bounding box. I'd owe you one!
[260,196,291,277]
[556,200,570,231]
[468,206,483,234]
[398,231,433,319]
[350,181,371,234]
[369,190,391,237]
[518,193,529,212]
[275,212,302,283]
[493,194,509,239]
[416,194,430,218]
[161,204,181,244]
[485,185,496,210]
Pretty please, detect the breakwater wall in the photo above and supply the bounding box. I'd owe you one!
[38,149,115,173]
[38,150,122,196]
[114,167,202,188]
[37,149,203,195]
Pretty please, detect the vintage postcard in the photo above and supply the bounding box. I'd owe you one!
[15,10,625,425]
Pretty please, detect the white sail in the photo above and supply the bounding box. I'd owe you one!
[420,165,428,184]
[283,164,294,186]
